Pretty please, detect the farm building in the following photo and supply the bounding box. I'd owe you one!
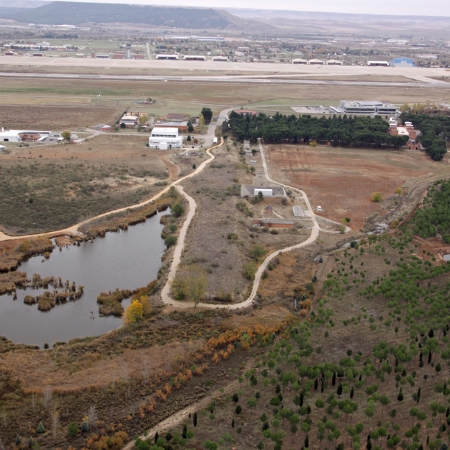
[93,124,113,132]
[390,57,415,67]
[157,121,189,132]
[162,113,189,122]
[241,185,286,198]
[149,127,183,149]
[292,58,307,64]
[367,61,390,66]
[119,115,138,128]
[156,54,178,60]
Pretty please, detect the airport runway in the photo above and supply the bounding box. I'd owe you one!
[0,71,448,88]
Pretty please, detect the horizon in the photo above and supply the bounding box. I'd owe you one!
[35,0,450,17]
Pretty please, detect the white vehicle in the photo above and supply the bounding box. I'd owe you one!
[316,206,323,212]
[213,137,218,144]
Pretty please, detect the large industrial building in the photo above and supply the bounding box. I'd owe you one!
[149,127,183,150]
[390,57,415,67]
[339,101,397,115]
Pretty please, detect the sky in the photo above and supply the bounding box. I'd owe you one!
[55,0,450,17]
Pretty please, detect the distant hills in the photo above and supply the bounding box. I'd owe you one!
[0,1,245,29]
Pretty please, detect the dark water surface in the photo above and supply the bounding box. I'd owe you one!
[0,209,170,348]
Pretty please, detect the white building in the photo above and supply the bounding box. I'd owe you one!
[339,101,397,115]
[149,127,183,150]
[0,129,51,142]
[156,54,178,60]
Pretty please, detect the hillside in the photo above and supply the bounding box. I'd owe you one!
[5,1,232,28]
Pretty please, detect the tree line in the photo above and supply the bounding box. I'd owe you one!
[400,112,450,161]
[224,112,409,149]
[411,179,450,242]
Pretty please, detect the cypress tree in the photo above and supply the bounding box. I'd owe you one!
[232,418,235,428]
[182,423,187,439]
[397,387,404,402]
[193,412,197,427]
[332,372,337,386]
[428,350,432,364]
[350,386,355,399]
[154,432,159,444]
[337,383,343,396]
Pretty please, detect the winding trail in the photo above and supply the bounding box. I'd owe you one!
[159,138,330,310]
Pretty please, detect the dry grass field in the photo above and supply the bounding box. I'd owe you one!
[266,145,450,230]
[0,135,176,234]
[0,104,121,129]
[1,78,450,115]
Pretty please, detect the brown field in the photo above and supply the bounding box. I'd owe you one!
[0,104,121,129]
[266,145,450,230]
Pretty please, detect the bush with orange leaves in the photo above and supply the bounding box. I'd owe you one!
[84,431,127,450]
[155,389,167,402]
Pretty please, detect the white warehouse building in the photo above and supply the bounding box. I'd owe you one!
[149,127,183,150]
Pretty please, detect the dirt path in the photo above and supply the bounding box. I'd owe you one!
[159,138,330,310]
[160,154,181,181]
[122,358,256,450]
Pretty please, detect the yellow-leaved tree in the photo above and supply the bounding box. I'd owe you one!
[124,299,144,324]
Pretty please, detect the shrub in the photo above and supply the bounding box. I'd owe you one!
[242,262,257,280]
[165,235,177,247]
[37,422,45,434]
[371,192,383,202]
[395,187,403,195]
[67,422,78,437]
[249,245,266,260]
[172,202,184,218]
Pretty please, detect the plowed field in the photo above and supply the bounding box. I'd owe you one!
[266,145,447,230]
